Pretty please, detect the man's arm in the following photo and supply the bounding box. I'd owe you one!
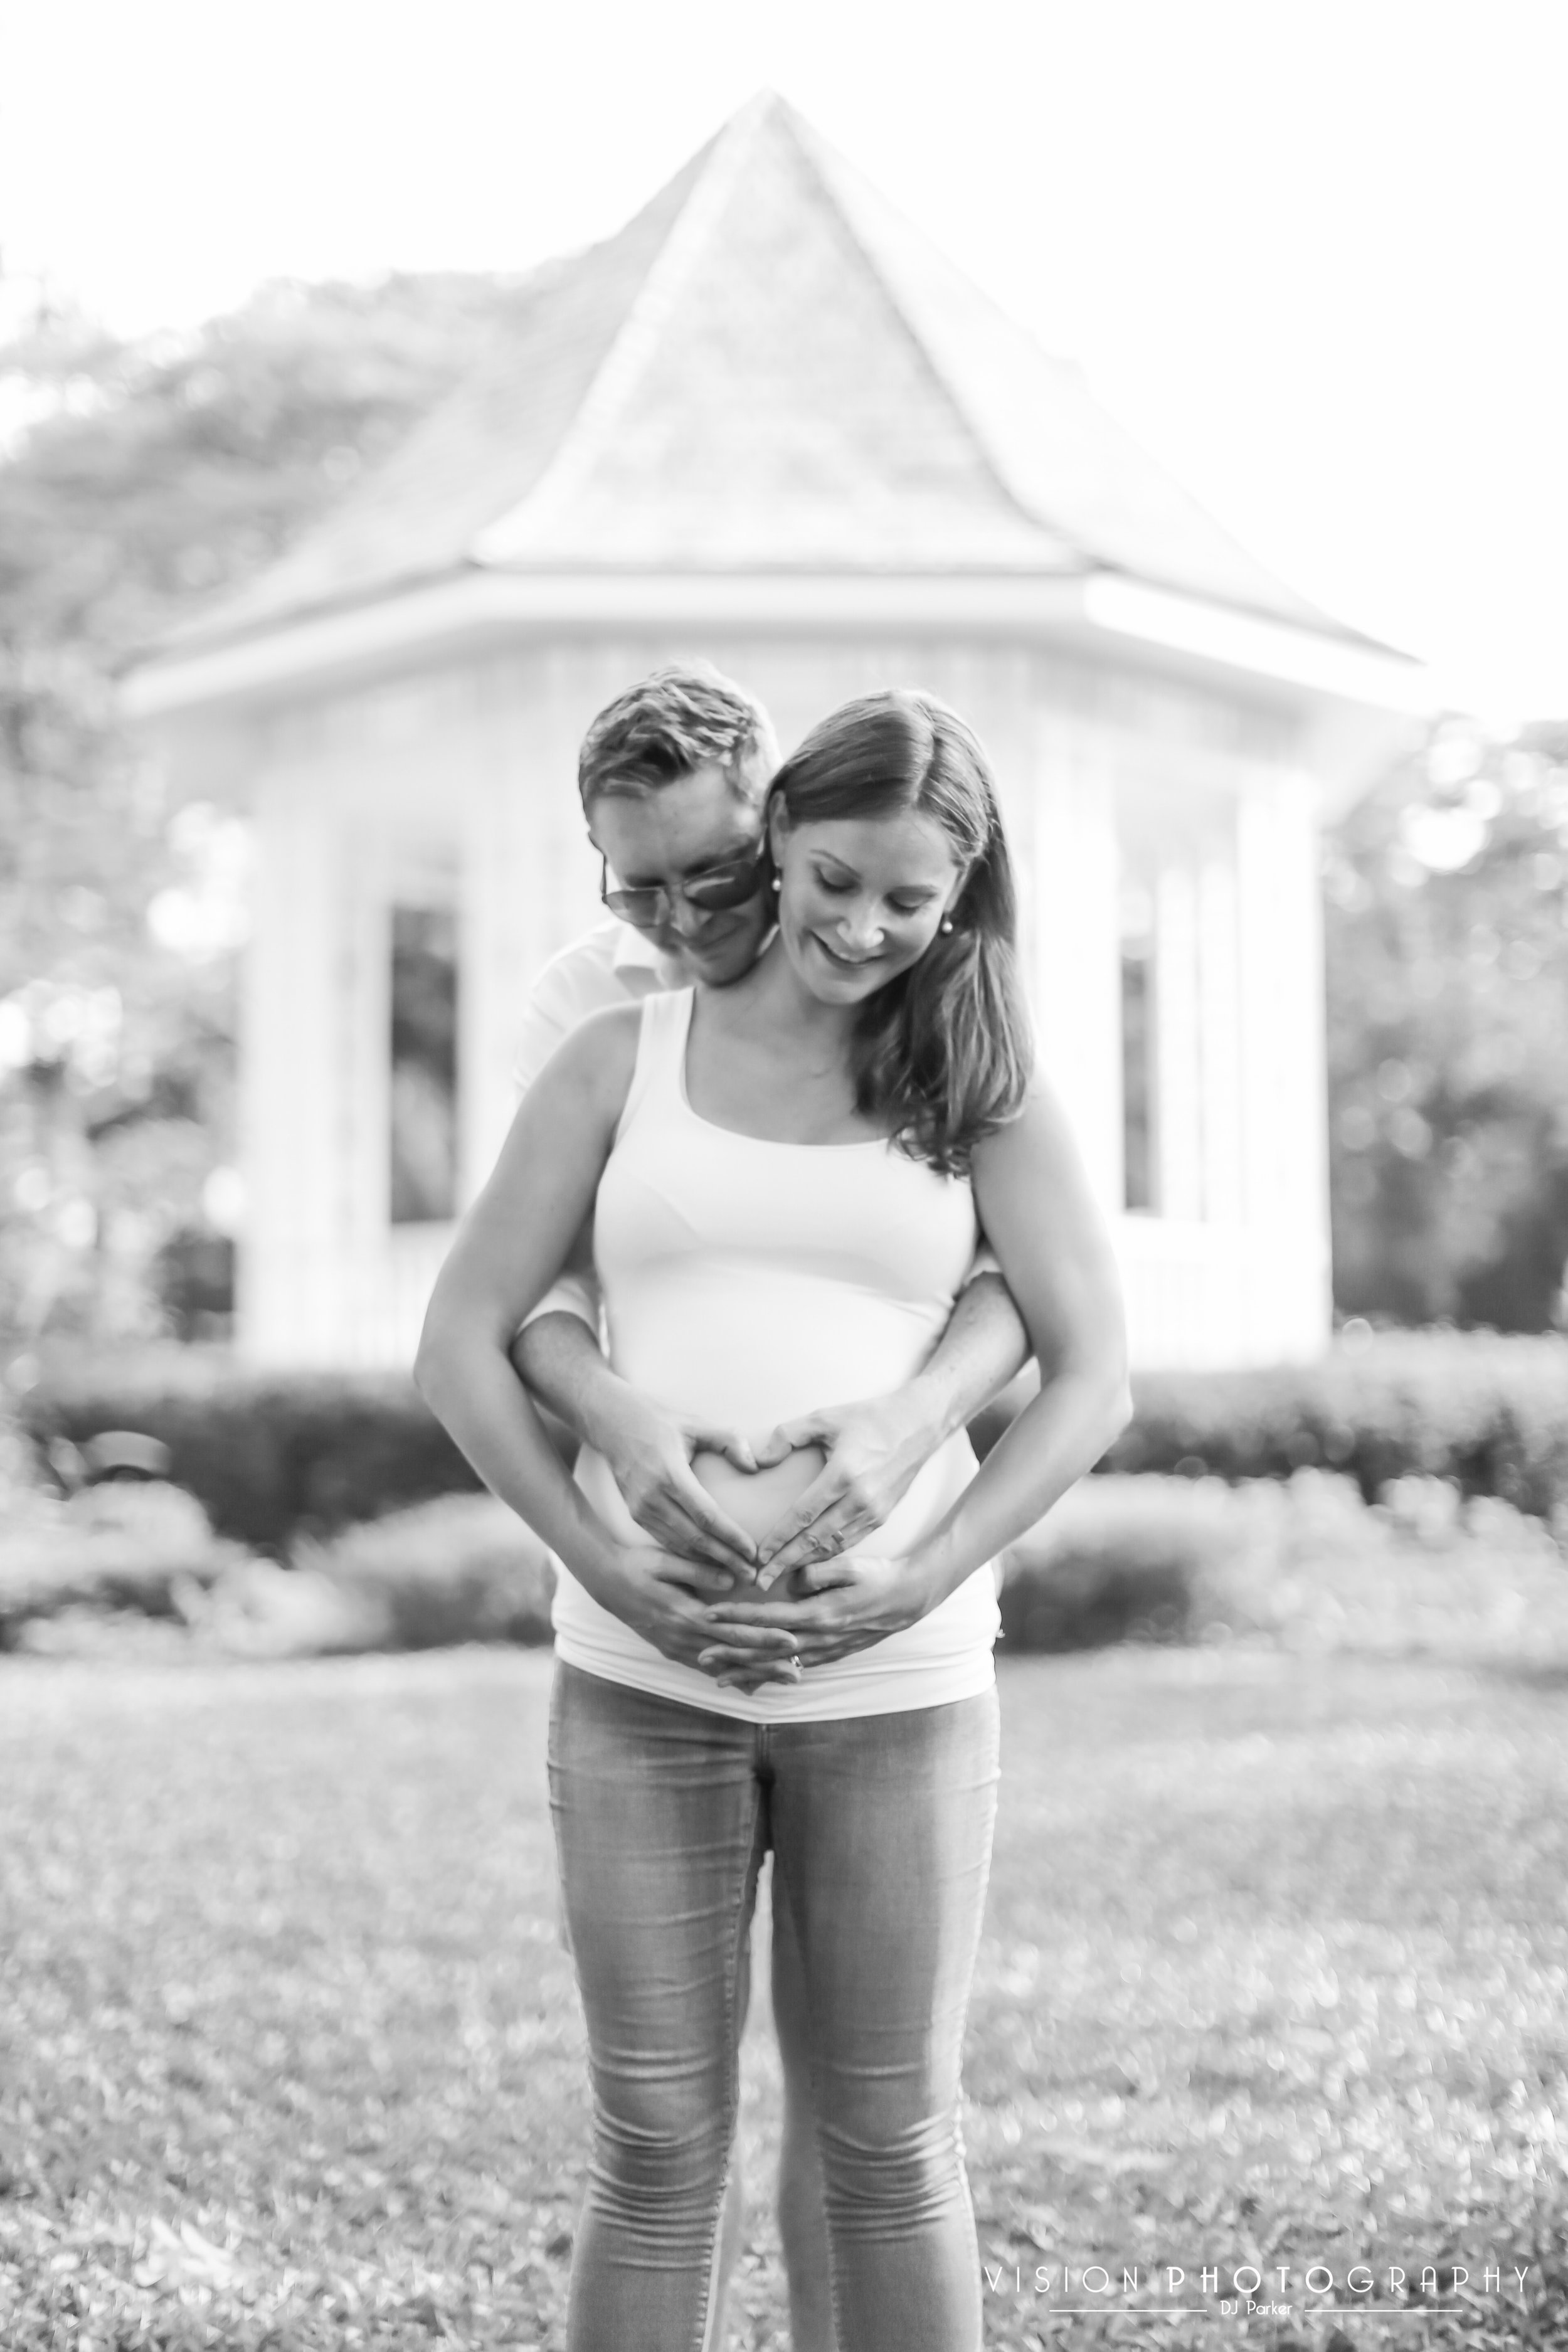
[512,1310,766,1572]
[506,1216,601,1471]
[748,1268,1030,1581]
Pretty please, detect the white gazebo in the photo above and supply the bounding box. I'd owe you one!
[127,93,1429,1372]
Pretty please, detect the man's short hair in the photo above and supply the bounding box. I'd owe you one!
[578,663,778,811]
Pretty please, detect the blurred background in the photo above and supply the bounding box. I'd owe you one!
[4,0,1568,1381]
[6,0,1568,1630]
[4,11,1568,2346]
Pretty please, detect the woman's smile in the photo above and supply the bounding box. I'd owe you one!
[810,930,886,972]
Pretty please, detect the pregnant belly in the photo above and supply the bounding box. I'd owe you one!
[691,1445,827,1549]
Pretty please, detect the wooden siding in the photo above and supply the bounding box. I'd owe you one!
[232,632,1332,1371]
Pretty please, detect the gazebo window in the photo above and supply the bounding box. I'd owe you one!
[389,904,458,1224]
[1120,884,1157,1212]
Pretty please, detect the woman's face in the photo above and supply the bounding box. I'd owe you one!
[770,806,964,1005]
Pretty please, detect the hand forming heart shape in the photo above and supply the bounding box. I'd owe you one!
[690,1443,827,1550]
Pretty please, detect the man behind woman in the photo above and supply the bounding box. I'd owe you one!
[417,672,1130,2350]
[509,666,1032,1592]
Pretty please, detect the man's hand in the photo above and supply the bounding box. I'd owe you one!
[514,1311,763,1573]
[594,1391,767,1574]
[750,1392,944,1585]
[699,1549,940,1679]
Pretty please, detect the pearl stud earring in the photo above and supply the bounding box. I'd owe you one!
[939,916,954,934]
[770,875,781,893]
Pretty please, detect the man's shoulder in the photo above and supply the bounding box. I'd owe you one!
[537,996,645,1091]
[527,918,630,1017]
[514,919,669,1093]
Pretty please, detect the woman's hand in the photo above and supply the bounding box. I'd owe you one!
[746,1269,1030,1584]
[746,1394,940,1582]
[593,1396,765,1574]
[594,1544,806,1688]
[697,1550,943,1680]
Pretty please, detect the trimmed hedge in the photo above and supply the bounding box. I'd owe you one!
[16,1355,479,1552]
[17,1329,1568,1558]
[1103,1331,1568,1522]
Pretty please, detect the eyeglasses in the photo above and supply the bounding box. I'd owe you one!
[598,842,770,930]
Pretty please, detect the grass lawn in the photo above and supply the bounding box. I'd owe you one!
[1,1644,1564,2350]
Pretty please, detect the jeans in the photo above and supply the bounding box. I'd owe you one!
[547,1661,1000,2352]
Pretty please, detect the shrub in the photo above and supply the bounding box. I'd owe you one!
[29,1329,1568,1565]
[15,1352,480,1552]
[0,1480,249,1650]
[5,1488,556,1658]
[201,1495,554,1656]
[1103,1332,1568,1523]
[283,1494,555,1652]
[998,1475,1271,1651]
[975,1333,1568,1525]
[996,1465,1568,1665]
[1224,1466,1568,1668]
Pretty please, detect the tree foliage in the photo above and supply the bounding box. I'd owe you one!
[0,272,527,1353]
[1326,718,1568,1330]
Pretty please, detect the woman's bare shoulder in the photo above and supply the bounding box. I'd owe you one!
[528,1000,644,1120]
[968,1073,1109,1249]
[477,1000,645,1211]
[972,1071,1078,1171]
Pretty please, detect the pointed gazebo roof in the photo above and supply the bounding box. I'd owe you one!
[155,93,1379,670]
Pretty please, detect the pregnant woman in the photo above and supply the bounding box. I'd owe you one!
[416,691,1130,2351]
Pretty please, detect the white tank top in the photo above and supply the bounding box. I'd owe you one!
[553,987,1000,1720]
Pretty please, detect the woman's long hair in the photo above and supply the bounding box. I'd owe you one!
[768,691,1032,1175]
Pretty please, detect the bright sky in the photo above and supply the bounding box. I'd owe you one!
[4,0,1566,719]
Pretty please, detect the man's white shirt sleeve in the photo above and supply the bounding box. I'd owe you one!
[512,946,606,1096]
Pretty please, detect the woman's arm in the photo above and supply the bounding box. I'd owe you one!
[699,1077,1131,1669]
[415,1007,639,1572]
[415,1010,801,1680]
[903,1078,1132,1589]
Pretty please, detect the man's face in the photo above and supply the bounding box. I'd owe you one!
[588,763,773,988]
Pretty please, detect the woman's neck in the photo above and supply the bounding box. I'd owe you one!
[728,934,861,1055]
